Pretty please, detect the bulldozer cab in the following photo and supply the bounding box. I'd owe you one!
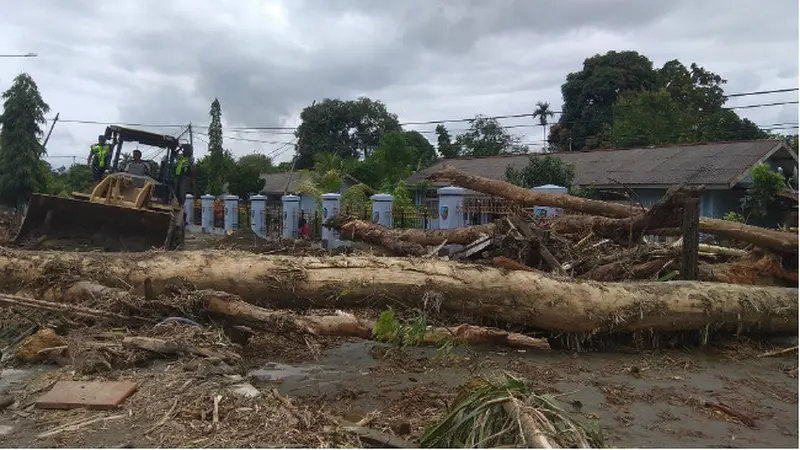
[14,125,191,252]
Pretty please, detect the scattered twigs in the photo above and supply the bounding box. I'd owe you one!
[0,293,154,324]
[703,400,757,428]
[37,414,126,439]
[757,346,798,358]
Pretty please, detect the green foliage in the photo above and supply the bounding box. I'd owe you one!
[294,97,401,169]
[436,124,459,159]
[44,164,92,196]
[0,73,51,207]
[227,158,264,200]
[403,130,438,169]
[371,308,426,348]
[505,155,575,189]
[194,149,236,196]
[392,182,418,228]
[550,50,657,151]
[206,98,227,195]
[722,211,745,223]
[456,115,528,157]
[420,374,603,448]
[341,183,371,217]
[741,163,786,219]
[296,152,358,200]
[237,153,275,174]
[551,52,765,151]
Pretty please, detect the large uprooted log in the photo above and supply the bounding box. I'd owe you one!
[328,216,495,253]
[0,248,795,337]
[428,165,799,253]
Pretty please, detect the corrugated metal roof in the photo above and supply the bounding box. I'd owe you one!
[405,140,788,189]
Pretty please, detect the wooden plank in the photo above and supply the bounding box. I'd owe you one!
[680,198,700,281]
[507,216,567,276]
[35,381,138,410]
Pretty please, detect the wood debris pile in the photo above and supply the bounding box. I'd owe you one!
[328,165,798,287]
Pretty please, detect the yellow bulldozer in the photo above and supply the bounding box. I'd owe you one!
[13,126,189,251]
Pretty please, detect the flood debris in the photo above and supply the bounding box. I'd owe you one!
[35,380,138,410]
[420,374,603,448]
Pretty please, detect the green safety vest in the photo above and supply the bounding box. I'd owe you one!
[175,155,190,176]
[91,144,111,168]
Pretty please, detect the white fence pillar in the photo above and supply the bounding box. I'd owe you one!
[223,195,239,233]
[184,194,194,226]
[249,195,266,237]
[531,184,568,217]
[281,195,300,238]
[201,194,215,233]
[321,193,342,248]
[370,194,394,228]
[437,186,465,229]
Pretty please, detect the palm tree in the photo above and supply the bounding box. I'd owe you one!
[532,101,555,142]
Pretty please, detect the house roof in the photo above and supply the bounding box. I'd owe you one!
[404,139,794,190]
[260,171,367,194]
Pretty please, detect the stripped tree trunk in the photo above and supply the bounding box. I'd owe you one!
[328,216,495,248]
[0,249,795,335]
[428,165,799,253]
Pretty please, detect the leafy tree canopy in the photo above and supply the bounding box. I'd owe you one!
[741,163,786,221]
[455,115,528,157]
[550,51,767,150]
[294,97,401,169]
[505,155,575,189]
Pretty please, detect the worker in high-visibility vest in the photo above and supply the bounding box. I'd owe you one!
[87,135,112,183]
[174,144,193,203]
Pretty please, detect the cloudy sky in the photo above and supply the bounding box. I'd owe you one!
[1,0,798,168]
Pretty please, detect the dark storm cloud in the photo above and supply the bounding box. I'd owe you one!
[0,0,796,163]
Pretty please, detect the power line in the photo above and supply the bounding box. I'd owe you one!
[43,86,798,132]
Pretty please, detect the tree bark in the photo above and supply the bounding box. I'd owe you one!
[428,165,799,253]
[328,216,495,248]
[0,249,795,335]
[200,290,550,349]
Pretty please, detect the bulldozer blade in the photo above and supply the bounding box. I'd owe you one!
[14,194,175,252]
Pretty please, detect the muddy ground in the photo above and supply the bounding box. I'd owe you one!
[0,230,796,448]
[0,336,797,448]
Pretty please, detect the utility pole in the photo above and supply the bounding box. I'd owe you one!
[189,123,196,196]
[42,113,59,148]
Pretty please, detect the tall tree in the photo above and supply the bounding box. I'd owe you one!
[435,124,459,159]
[532,101,555,142]
[455,115,528,157]
[403,130,438,169]
[505,155,575,189]
[237,153,274,174]
[294,97,401,169]
[206,98,226,195]
[0,73,51,210]
[549,51,658,151]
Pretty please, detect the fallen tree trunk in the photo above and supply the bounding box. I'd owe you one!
[328,216,495,248]
[200,290,550,349]
[0,249,795,335]
[428,165,799,253]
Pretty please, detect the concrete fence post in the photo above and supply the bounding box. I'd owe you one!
[223,195,239,233]
[281,194,300,238]
[184,194,194,226]
[437,186,465,230]
[370,194,395,228]
[249,194,266,237]
[200,194,214,233]
[321,193,342,248]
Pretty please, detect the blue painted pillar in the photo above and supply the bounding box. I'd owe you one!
[281,195,300,238]
[223,195,239,233]
[437,186,465,229]
[321,193,342,247]
[250,194,266,237]
[201,194,214,233]
[370,193,395,228]
[184,194,194,226]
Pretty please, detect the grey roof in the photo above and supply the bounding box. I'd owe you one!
[260,171,311,194]
[260,171,368,194]
[405,140,792,189]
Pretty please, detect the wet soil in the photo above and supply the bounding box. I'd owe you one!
[0,339,796,448]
